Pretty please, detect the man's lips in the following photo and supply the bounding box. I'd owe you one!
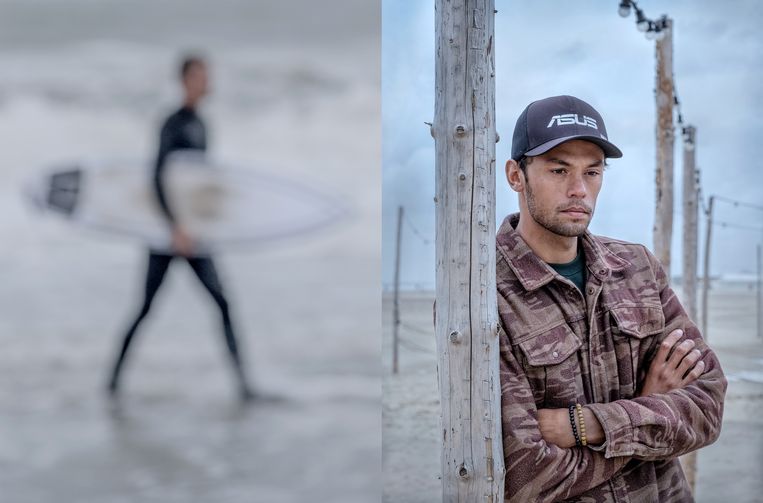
[560,207,591,216]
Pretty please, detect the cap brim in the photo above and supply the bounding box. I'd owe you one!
[523,135,623,159]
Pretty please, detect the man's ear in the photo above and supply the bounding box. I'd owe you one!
[505,159,524,193]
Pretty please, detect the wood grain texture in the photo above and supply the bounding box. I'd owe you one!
[680,125,698,492]
[654,18,675,279]
[682,126,698,322]
[434,0,504,500]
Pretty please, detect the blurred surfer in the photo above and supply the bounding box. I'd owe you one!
[107,55,255,401]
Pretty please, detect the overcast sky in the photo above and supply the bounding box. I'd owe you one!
[383,0,763,289]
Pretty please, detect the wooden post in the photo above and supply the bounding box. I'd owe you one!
[681,126,698,320]
[758,243,762,339]
[653,17,675,280]
[701,196,714,340]
[679,125,698,492]
[434,0,504,500]
[392,206,403,374]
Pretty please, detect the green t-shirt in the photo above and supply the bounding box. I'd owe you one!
[548,246,586,293]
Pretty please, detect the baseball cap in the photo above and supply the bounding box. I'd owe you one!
[511,95,622,161]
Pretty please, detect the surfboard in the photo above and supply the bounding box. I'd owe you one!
[24,152,348,252]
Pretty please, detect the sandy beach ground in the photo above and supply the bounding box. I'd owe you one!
[383,285,763,503]
[0,1,380,502]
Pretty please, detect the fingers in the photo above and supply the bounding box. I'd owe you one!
[681,359,705,385]
[655,329,684,365]
[676,348,702,378]
[667,337,695,370]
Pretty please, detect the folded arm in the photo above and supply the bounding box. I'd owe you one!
[499,320,629,502]
[538,328,706,450]
[585,251,727,461]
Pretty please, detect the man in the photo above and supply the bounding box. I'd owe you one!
[497,95,726,502]
[107,55,254,401]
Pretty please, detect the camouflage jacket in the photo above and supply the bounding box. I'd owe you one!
[496,213,726,502]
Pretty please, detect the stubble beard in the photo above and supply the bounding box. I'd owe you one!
[525,179,593,238]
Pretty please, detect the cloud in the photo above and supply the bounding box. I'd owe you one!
[383,0,763,287]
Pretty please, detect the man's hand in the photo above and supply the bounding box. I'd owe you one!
[171,226,194,257]
[638,329,704,397]
[538,407,605,448]
[539,328,705,449]
[538,409,575,448]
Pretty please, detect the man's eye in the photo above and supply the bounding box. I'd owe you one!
[586,170,601,177]
[551,168,567,175]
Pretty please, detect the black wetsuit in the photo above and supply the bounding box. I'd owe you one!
[108,106,251,398]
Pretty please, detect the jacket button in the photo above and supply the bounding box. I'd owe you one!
[552,351,559,358]
[587,287,594,295]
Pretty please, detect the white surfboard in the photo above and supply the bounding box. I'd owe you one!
[25,152,347,252]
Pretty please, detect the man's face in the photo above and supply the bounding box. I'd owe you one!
[183,62,209,103]
[517,140,605,237]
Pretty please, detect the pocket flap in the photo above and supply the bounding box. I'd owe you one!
[610,305,665,338]
[517,323,581,366]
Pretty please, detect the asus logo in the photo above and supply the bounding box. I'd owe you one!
[547,114,598,130]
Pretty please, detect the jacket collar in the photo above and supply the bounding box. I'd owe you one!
[496,213,630,292]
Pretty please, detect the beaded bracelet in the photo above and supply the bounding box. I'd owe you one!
[576,403,588,447]
[568,405,581,447]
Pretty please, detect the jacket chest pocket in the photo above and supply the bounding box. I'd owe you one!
[514,322,583,409]
[609,305,665,398]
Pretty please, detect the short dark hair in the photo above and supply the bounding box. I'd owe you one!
[518,156,533,178]
[180,55,205,80]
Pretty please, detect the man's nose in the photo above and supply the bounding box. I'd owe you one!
[567,173,587,199]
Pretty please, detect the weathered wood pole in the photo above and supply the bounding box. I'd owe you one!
[433,0,504,500]
[681,126,698,320]
[653,17,675,279]
[679,126,698,491]
[392,206,403,374]
[758,243,762,339]
[701,196,714,339]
